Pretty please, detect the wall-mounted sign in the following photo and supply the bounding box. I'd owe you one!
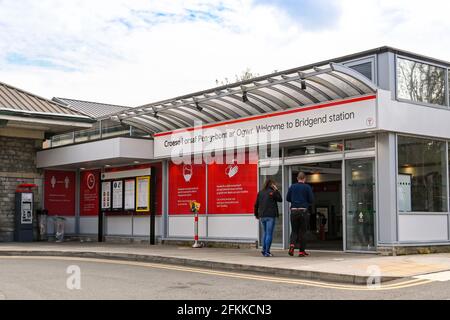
[168,162,206,215]
[44,170,76,216]
[154,95,377,158]
[80,170,100,216]
[101,181,111,210]
[207,159,257,214]
[136,176,150,212]
[112,180,123,210]
[124,179,136,210]
[398,173,412,212]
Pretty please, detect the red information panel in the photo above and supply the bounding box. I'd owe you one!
[44,170,76,216]
[168,162,206,215]
[207,158,258,214]
[80,170,100,216]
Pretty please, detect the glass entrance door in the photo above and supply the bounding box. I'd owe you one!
[345,158,376,251]
[259,165,283,246]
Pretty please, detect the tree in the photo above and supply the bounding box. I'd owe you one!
[215,68,260,86]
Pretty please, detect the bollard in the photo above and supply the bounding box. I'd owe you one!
[190,201,202,248]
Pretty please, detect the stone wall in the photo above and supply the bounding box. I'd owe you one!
[0,136,42,241]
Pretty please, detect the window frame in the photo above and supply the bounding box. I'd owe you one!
[342,55,377,85]
[396,133,449,215]
[395,54,449,109]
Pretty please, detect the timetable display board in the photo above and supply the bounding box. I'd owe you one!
[124,179,136,211]
[101,181,112,210]
[112,180,124,210]
[136,176,150,212]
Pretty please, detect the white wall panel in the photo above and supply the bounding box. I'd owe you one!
[106,216,132,236]
[132,216,163,236]
[168,216,206,238]
[46,217,76,234]
[378,89,450,139]
[208,215,258,239]
[80,217,98,234]
[399,215,448,242]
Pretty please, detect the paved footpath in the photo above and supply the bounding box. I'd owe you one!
[1,242,450,285]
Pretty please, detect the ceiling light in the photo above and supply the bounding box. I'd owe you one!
[133,161,140,164]
[105,164,111,168]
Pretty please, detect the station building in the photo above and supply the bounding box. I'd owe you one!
[2,46,450,254]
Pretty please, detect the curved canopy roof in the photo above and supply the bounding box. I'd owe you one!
[105,63,377,135]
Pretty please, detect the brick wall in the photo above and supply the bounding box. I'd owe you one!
[0,136,42,241]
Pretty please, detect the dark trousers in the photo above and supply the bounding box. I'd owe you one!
[289,210,309,251]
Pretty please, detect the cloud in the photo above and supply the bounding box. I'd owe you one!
[0,0,449,107]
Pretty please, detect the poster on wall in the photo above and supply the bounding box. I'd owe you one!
[80,170,100,216]
[207,159,257,214]
[101,181,111,210]
[44,170,76,216]
[136,176,150,212]
[168,162,206,214]
[112,180,123,210]
[398,174,412,212]
[124,179,136,210]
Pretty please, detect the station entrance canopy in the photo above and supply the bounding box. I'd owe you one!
[105,63,378,158]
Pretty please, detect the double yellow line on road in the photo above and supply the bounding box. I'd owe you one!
[0,255,433,291]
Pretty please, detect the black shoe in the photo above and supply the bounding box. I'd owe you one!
[288,245,295,256]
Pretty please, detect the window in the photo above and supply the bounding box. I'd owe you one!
[345,137,375,150]
[287,140,343,157]
[397,135,447,212]
[349,62,373,81]
[397,57,446,106]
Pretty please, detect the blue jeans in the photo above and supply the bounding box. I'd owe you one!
[260,217,276,254]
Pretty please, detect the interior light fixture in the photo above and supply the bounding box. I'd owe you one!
[242,91,248,103]
[105,164,111,167]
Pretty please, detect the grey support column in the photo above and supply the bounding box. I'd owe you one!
[376,132,398,245]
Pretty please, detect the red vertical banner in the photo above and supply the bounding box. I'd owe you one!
[168,162,206,215]
[80,170,100,216]
[44,170,76,216]
[207,154,258,214]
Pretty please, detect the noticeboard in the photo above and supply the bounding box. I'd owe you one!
[136,176,150,212]
[112,180,124,210]
[124,179,136,210]
[101,181,111,210]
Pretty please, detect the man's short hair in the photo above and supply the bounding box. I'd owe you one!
[297,172,306,181]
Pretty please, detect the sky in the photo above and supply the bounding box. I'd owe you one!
[0,0,450,107]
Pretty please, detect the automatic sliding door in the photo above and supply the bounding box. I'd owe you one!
[345,158,376,251]
[259,165,283,246]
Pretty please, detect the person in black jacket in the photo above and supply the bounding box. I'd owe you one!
[254,179,282,257]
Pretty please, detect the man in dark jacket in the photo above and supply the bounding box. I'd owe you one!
[254,179,282,257]
[286,172,314,257]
